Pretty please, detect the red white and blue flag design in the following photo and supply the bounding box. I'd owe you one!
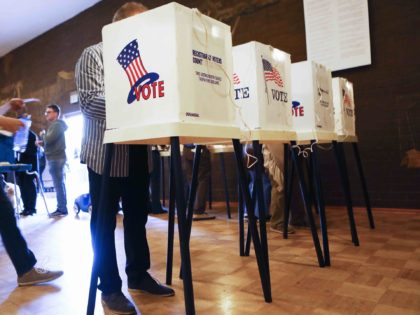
[233,73,241,85]
[117,39,159,104]
[262,58,284,88]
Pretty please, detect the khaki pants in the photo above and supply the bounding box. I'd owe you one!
[263,144,285,228]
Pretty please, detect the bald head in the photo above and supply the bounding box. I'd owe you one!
[113,2,148,22]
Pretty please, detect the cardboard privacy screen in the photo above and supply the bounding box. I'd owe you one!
[232,41,294,141]
[291,60,336,141]
[102,2,240,144]
[332,77,356,138]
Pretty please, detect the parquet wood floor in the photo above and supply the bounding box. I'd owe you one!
[1,200,419,314]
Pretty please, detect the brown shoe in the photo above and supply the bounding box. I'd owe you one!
[18,267,63,286]
[270,225,295,234]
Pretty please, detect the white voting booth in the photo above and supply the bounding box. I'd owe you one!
[232,41,295,141]
[102,2,240,145]
[291,60,336,142]
[332,77,357,141]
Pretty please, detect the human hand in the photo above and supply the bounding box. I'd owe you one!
[8,98,25,111]
[0,116,24,133]
[35,140,44,146]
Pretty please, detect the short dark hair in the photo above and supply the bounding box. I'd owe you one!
[113,2,148,22]
[47,104,61,116]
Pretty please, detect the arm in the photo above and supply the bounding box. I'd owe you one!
[75,47,106,120]
[0,98,24,115]
[0,116,24,133]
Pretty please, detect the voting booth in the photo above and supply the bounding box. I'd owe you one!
[232,41,295,141]
[332,77,357,141]
[102,2,240,145]
[291,60,336,141]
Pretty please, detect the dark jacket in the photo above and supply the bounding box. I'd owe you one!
[17,130,38,171]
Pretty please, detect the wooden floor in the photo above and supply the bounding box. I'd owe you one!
[1,197,420,314]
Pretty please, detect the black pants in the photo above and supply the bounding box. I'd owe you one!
[150,149,163,212]
[88,145,150,294]
[0,186,36,276]
[17,172,37,212]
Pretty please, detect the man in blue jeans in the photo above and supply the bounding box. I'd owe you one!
[38,104,68,217]
[0,98,63,285]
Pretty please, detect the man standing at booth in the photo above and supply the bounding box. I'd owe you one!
[75,2,174,314]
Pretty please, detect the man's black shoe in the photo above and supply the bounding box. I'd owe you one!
[128,273,174,296]
[149,206,168,214]
[101,292,136,315]
[20,209,36,216]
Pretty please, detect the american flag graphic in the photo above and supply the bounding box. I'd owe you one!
[262,58,283,88]
[117,39,149,87]
[233,73,241,85]
[342,89,351,107]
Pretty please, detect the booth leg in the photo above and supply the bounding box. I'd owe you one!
[310,140,331,266]
[232,139,272,303]
[179,145,202,279]
[352,142,375,229]
[166,159,176,285]
[238,181,246,256]
[252,141,270,275]
[170,137,195,315]
[333,141,359,246]
[161,156,166,207]
[290,141,325,268]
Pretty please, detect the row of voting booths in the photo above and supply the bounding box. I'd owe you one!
[88,3,373,315]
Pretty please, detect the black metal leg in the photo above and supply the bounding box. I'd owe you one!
[87,143,114,315]
[252,141,270,276]
[333,141,359,246]
[244,184,256,256]
[208,168,212,210]
[219,153,232,218]
[238,181,246,256]
[166,158,176,285]
[161,156,166,207]
[170,137,195,315]
[306,158,318,215]
[310,140,331,266]
[290,141,325,267]
[352,142,375,229]
[283,143,290,239]
[179,145,202,279]
[232,139,272,303]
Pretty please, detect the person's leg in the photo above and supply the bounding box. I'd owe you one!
[88,168,122,294]
[123,145,150,284]
[150,149,165,213]
[0,185,36,276]
[48,158,67,213]
[18,173,37,214]
[181,146,194,198]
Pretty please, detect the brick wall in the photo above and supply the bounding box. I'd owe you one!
[0,0,419,208]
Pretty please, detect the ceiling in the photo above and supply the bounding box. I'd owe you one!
[0,0,101,58]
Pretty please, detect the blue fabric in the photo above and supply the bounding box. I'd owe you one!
[48,158,67,212]
[0,184,37,275]
[0,134,15,163]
